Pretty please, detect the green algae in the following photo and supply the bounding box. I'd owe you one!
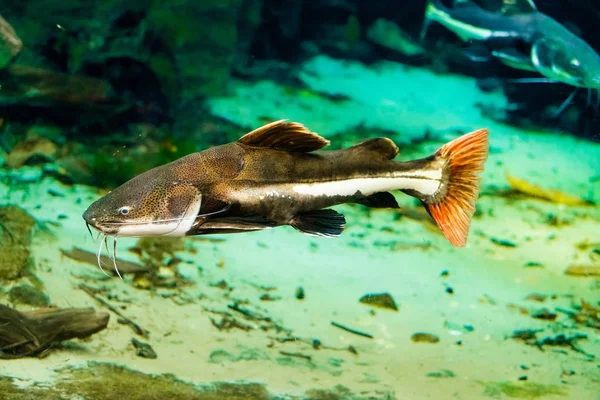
[8,284,50,307]
[0,362,380,400]
[0,205,36,280]
[0,363,270,400]
[482,381,568,399]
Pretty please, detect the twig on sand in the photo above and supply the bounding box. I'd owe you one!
[331,321,374,339]
[79,284,148,337]
[279,350,312,361]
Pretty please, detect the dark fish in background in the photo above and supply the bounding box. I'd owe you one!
[83,120,489,276]
[421,0,600,115]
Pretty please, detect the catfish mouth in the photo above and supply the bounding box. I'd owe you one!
[85,221,120,236]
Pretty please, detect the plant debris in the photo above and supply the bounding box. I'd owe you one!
[510,329,591,357]
[490,237,517,248]
[426,369,455,378]
[358,292,398,311]
[565,264,600,277]
[505,171,592,206]
[205,302,291,334]
[279,350,312,361]
[531,308,557,321]
[269,336,359,356]
[61,247,148,276]
[556,300,600,330]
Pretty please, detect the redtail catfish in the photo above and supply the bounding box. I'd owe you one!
[83,120,489,277]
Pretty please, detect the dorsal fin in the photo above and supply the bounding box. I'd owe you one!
[348,138,399,160]
[238,120,330,152]
[501,0,537,15]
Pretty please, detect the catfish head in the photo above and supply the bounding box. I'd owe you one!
[532,36,600,89]
[82,165,202,238]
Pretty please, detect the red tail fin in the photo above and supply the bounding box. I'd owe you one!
[426,128,489,247]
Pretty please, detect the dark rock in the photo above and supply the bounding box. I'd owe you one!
[359,292,398,311]
[131,338,157,359]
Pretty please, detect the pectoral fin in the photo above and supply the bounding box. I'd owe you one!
[290,209,346,237]
[492,48,537,71]
[187,215,277,235]
[531,39,583,86]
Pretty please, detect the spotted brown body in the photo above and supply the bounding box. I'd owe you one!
[83,120,489,248]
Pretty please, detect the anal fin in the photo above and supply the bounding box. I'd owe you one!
[355,192,399,209]
[290,209,346,238]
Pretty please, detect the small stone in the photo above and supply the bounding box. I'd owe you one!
[411,332,440,343]
[525,293,547,302]
[6,138,58,168]
[133,275,152,290]
[531,308,557,321]
[259,294,279,301]
[490,237,517,248]
[157,266,175,279]
[525,261,543,268]
[131,338,157,359]
[295,286,305,300]
[359,292,398,311]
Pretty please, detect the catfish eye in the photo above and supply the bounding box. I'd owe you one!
[118,206,131,215]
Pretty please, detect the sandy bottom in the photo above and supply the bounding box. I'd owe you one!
[0,115,599,400]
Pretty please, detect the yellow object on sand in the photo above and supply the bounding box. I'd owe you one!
[505,171,589,206]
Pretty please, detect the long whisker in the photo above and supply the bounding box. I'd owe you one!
[104,235,110,255]
[112,236,123,280]
[551,88,578,118]
[85,223,94,241]
[96,235,110,277]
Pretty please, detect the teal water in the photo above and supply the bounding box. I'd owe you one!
[0,1,599,399]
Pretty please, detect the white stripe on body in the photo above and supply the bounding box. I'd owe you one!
[292,169,442,198]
